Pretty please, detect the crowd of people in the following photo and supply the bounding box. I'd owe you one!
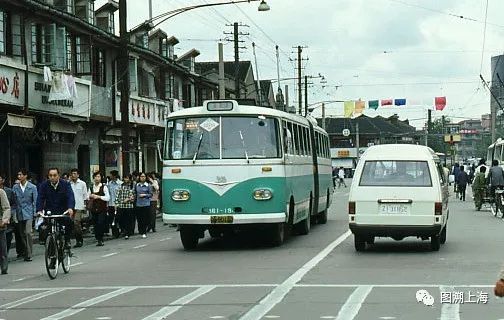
[0,168,162,275]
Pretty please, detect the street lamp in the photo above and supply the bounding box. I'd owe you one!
[119,0,271,177]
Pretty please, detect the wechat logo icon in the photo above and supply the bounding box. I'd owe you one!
[416,289,435,307]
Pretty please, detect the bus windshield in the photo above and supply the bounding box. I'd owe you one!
[165,116,280,160]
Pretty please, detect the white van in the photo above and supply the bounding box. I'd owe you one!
[348,145,449,251]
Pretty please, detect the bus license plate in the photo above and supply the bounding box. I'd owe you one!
[379,204,409,214]
[210,216,234,224]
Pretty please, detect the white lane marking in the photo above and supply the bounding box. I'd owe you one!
[159,237,172,242]
[320,317,337,319]
[335,286,372,320]
[141,286,215,320]
[0,289,65,310]
[209,317,226,319]
[440,286,460,320]
[13,278,26,282]
[101,252,118,258]
[0,284,494,292]
[240,230,352,320]
[96,317,112,320]
[379,317,396,320]
[40,288,135,320]
[134,244,147,249]
[71,262,84,267]
[265,316,281,319]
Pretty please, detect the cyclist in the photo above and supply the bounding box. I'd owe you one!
[487,160,504,216]
[36,168,75,250]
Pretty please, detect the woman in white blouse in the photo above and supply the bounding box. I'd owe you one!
[88,172,110,246]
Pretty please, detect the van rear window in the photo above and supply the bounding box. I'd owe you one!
[359,160,432,187]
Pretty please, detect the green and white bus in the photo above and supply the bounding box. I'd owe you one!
[161,100,333,249]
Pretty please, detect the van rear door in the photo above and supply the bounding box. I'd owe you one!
[353,160,440,226]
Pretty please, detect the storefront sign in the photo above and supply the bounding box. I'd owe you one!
[0,62,25,107]
[28,68,91,118]
[115,95,169,127]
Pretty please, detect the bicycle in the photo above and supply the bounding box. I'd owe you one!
[38,211,71,279]
[494,187,504,218]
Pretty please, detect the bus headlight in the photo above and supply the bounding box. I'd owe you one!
[253,189,273,200]
[172,190,190,201]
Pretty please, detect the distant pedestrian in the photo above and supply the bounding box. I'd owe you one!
[12,169,37,262]
[338,167,347,188]
[442,165,450,183]
[457,165,469,201]
[69,168,88,248]
[0,174,22,259]
[0,187,11,274]
[88,172,110,246]
[472,166,487,210]
[135,172,153,239]
[476,158,489,179]
[107,170,122,237]
[147,172,159,233]
[115,174,136,239]
[452,163,460,194]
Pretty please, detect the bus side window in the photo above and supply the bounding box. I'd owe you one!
[305,127,311,155]
[299,125,306,156]
[293,124,300,156]
[288,122,296,155]
[283,121,293,155]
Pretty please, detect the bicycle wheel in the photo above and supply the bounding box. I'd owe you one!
[61,240,71,274]
[45,234,59,279]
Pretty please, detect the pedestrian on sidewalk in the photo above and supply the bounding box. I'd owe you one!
[69,168,88,248]
[452,163,461,195]
[0,174,22,259]
[147,172,159,233]
[115,174,135,239]
[88,172,110,246]
[0,186,11,274]
[457,165,469,201]
[337,167,347,188]
[472,166,487,210]
[12,169,37,262]
[135,172,152,239]
[107,170,122,238]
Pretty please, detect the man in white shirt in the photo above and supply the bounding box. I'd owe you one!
[475,159,490,179]
[69,168,88,248]
[338,167,347,188]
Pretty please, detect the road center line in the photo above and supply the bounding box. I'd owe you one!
[134,244,147,249]
[240,230,352,320]
[159,237,172,242]
[335,285,373,320]
[0,289,65,310]
[440,286,460,320]
[40,287,136,320]
[101,252,118,258]
[141,286,216,320]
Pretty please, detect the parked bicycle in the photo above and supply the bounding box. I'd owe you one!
[38,210,71,279]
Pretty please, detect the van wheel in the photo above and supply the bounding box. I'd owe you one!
[269,223,285,246]
[430,234,441,251]
[295,198,311,235]
[354,235,366,251]
[180,226,199,250]
[440,226,447,244]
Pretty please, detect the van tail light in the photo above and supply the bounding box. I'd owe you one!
[349,202,356,215]
[435,202,443,215]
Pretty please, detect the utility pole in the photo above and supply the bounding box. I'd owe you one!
[426,109,432,147]
[321,103,326,130]
[356,121,360,161]
[224,23,248,99]
[218,42,225,99]
[252,42,262,107]
[442,115,447,165]
[119,0,130,177]
[304,75,308,116]
[297,46,302,115]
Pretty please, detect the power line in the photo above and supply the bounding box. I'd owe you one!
[335,81,480,87]
[479,0,490,74]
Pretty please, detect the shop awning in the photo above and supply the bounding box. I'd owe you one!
[7,113,35,129]
[50,120,82,134]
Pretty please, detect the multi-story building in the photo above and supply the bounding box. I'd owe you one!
[0,0,217,184]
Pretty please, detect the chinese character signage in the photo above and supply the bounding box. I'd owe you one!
[0,62,25,107]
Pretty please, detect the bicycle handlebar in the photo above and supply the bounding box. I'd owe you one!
[38,210,70,219]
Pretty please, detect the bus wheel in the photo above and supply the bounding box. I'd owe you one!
[180,226,199,250]
[317,190,330,224]
[295,205,311,235]
[268,223,285,247]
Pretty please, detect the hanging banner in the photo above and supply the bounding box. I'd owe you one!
[435,96,446,111]
[368,100,379,110]
[354,100,365,116]
[394,98,406,106]
[381,99,393,106]
[344,100,355,118]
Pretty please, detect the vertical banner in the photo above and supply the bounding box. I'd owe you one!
[381,99,393,106]
[368,100,379,110]
[344,100,355,118]
[394,98,406,106]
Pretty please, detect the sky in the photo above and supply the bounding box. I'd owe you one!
[95,0,504,129]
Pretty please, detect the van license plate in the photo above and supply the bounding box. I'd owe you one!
[210,216,234,224]
[379,204,409,214]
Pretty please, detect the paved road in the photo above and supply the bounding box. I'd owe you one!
[1,182,503,320]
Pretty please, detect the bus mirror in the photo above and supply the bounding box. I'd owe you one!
[156,140,163,161]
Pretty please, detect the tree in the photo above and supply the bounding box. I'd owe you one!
[427,117,449,153]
